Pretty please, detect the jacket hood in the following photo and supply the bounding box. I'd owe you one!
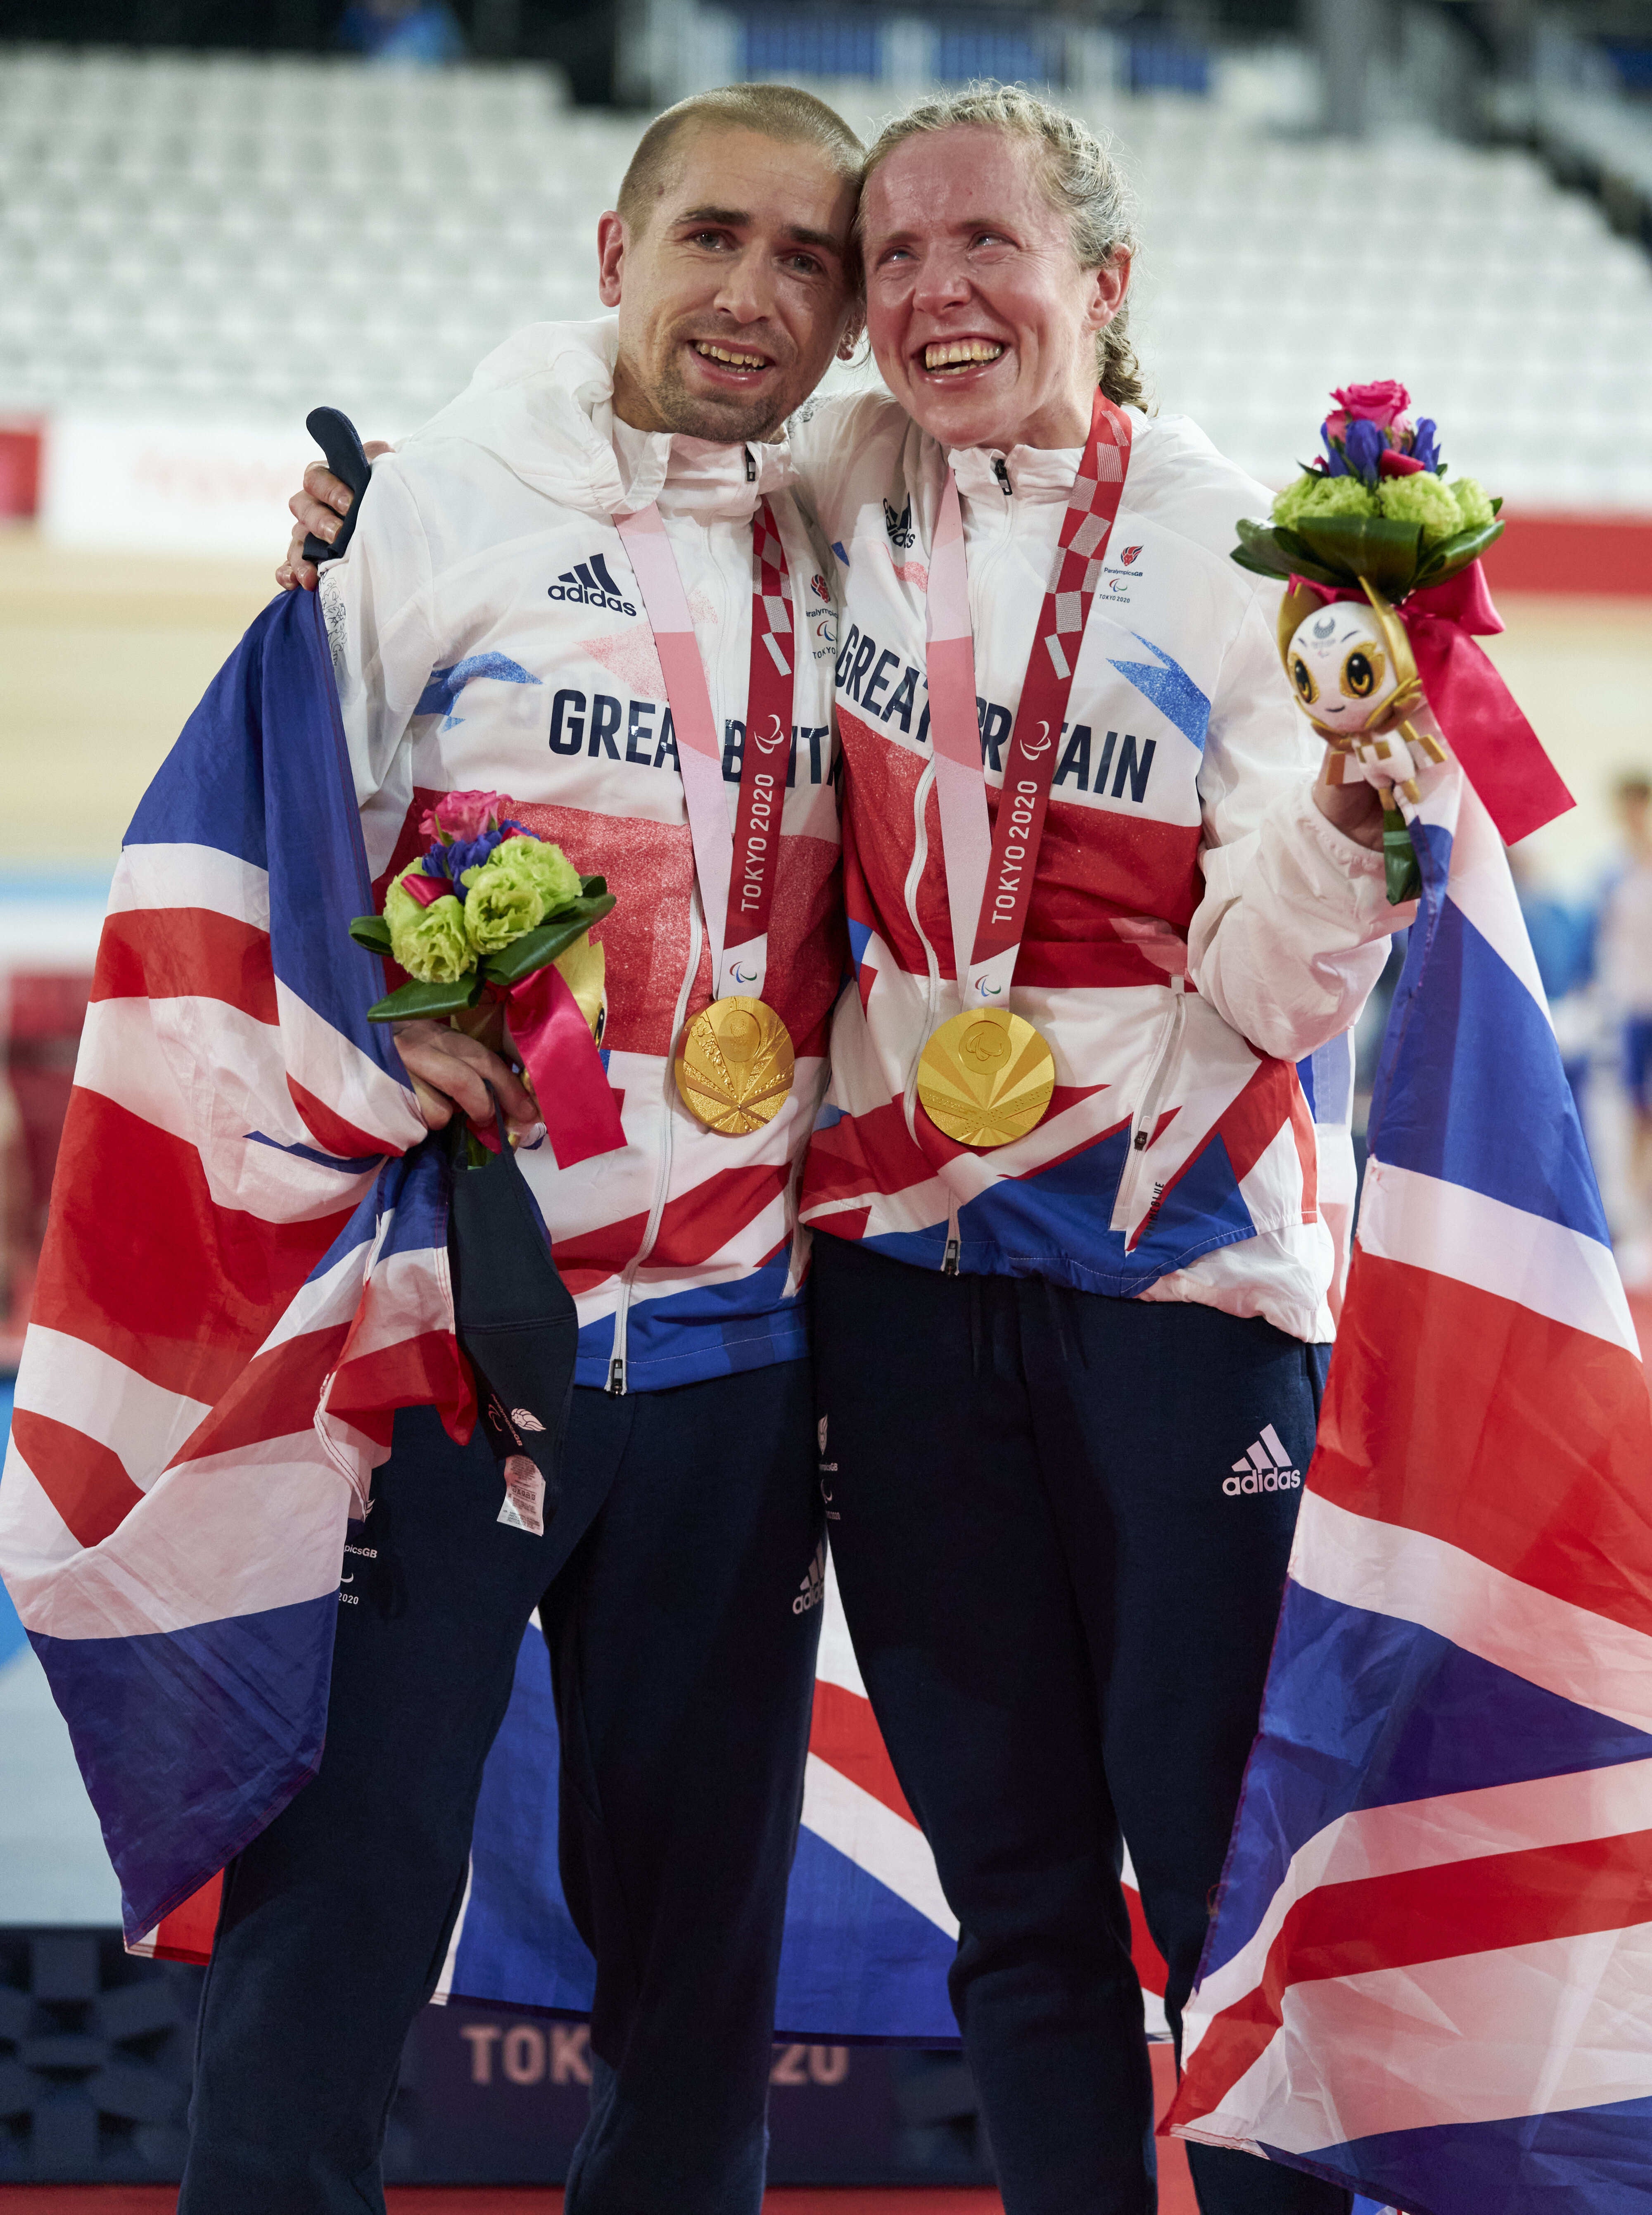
[403,317,798,522]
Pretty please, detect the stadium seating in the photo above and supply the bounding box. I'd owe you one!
[2,42,1650,506]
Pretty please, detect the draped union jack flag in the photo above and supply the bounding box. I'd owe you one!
[1167,760,1652,2213]
[0,587,1174,2035]
[0,590,462,1948]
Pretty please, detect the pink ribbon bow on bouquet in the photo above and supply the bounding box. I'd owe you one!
[495,962,624,1168]
[396,869,624,1168]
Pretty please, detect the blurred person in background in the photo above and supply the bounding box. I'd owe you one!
[336,0,468,66]
[1510,844,1596,1118]
[1598,771,1652,1279]
[283,82,1402,2215]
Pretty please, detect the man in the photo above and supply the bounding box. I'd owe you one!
[183,84,862,2215]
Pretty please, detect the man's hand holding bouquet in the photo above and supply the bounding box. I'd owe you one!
[350,788,624,1166]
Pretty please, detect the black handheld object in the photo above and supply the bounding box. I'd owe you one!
[300,406,372,567]
[446,1109,579,1536]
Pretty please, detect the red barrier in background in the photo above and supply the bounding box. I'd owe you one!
[0,418,43,518]
[2,973,92,1366]
[9,411,1652,596]
[1482,511,1652,598]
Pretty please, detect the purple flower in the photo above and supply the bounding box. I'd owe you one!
[1410,418,1441,472]
[1321,425,1349,477]
[421,826,505,879]
[1343,418,1385,486]
[446,827,507,880]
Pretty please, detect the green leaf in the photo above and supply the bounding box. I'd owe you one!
[1232,519,1345,588]
[1257,520,1353,586]
[1413,518,1505,589]
[349,914,394,956]
[1289,514,1424,597]
[579,875,608,900]
[1232,544,1295,582]
[367,973,484,1023]
[478,893,617,988]
[1382,808,1422,906]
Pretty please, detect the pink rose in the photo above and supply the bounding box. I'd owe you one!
[418,789,514,843]
[1331,380,1411,430]
[1378,449,1427,477]
[1322,409,1350,448]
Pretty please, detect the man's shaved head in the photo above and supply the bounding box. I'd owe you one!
[598,89,863,443]
[617,84,865,238]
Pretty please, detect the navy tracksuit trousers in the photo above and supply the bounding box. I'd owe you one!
[177,1362,822,2215]
[810,1236,1348,2215]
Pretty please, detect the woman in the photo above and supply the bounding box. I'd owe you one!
[280,84,1398,2215]
[789,87,1397,2215]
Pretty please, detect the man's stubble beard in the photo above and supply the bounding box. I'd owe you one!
[650,352,794,446]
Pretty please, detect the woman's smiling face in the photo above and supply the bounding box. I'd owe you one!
[860,123,1130,456]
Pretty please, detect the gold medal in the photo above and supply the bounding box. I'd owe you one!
[917,1008,1056,1149]
[675,995,795,1135]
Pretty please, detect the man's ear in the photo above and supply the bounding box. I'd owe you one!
[597,211,626,308]
[1089,247,1132,334]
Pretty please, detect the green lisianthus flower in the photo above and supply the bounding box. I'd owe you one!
[385,865,475,983]
[1377,470,1463,544]
[1272,471,1379,529]
[502,834,582,911]
[1450,475,1497,532]
[463,836,581,954]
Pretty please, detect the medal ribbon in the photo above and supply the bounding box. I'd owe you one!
[926,389,1132,1006]
[615,493,794,999]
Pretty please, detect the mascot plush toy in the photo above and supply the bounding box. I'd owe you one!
[1231,379,1505,902]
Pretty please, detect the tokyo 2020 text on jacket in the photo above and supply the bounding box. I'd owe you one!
[789,389,1406,1346]
[320,318,845,1395]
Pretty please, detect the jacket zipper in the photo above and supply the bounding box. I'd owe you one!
[942,1194,961,1274]
[1109,974,1187,1236]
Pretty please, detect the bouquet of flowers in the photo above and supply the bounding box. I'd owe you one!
[349,789,613,1022]
[1230,382,1527,904]
[349,790,623,1166]
[1234,380,1503,602]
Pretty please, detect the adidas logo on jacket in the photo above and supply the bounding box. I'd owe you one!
[547,554,636,615]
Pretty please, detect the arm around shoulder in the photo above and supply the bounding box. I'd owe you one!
[319,453,441,807]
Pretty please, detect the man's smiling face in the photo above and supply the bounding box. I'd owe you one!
[598,125,860,444]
